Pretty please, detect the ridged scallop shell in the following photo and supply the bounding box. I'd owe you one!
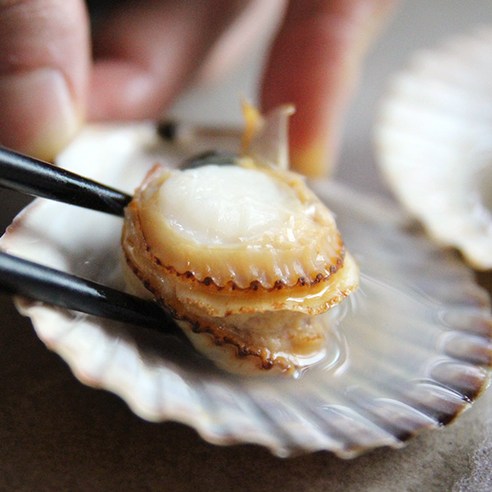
[375,26,492,270]
[1,123,490,457]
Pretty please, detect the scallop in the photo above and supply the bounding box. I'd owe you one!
[375,26,492,270]
[0,120,490,458]
[122,108,359,375]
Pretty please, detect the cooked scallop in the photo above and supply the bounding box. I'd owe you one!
[122,107,359,375]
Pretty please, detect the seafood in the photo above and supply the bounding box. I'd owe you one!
[122,106,359,375]
[376,27,492,270]
[0,121,490,457]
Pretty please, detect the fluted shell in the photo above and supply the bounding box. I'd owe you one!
[375,26,492,270]
[122,158,359,375]
[1,123,490,458]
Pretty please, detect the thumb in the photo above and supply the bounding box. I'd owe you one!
[0,0,89,160]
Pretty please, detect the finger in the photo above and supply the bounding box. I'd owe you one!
[88,0,256,121]
[195,0,285,85]
[261,0,397,177]
[0,0,90,160]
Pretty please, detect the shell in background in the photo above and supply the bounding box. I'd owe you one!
[375,26,492,270]
[0,123,491,458]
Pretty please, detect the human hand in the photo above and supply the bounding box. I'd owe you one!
[261,0,396,176]
[0,0,395,175]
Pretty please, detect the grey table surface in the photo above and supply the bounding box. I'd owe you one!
[0,1,491,490]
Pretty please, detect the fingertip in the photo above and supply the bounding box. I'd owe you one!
[0,68,82,160]
[0,0,89,159]
[261,0,396,177]
[289,139,334,178]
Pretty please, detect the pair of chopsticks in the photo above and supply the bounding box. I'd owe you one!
[0,146,131,216]
[0,146,171,332]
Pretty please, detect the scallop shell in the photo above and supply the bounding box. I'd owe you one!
[1,123,491,458]
[375,26,492,270]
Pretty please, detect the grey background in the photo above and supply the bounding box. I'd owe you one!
[0,1,491,490]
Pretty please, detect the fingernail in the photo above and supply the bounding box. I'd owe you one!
[0,68,81,160]
[290,140,334,178]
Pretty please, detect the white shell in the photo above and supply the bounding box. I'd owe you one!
[1,123,491,458]
[375,26,492,270]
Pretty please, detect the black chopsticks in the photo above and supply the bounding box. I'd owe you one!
[0,252,171,331]
[0,146,131,216]
[0,145,171,332]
